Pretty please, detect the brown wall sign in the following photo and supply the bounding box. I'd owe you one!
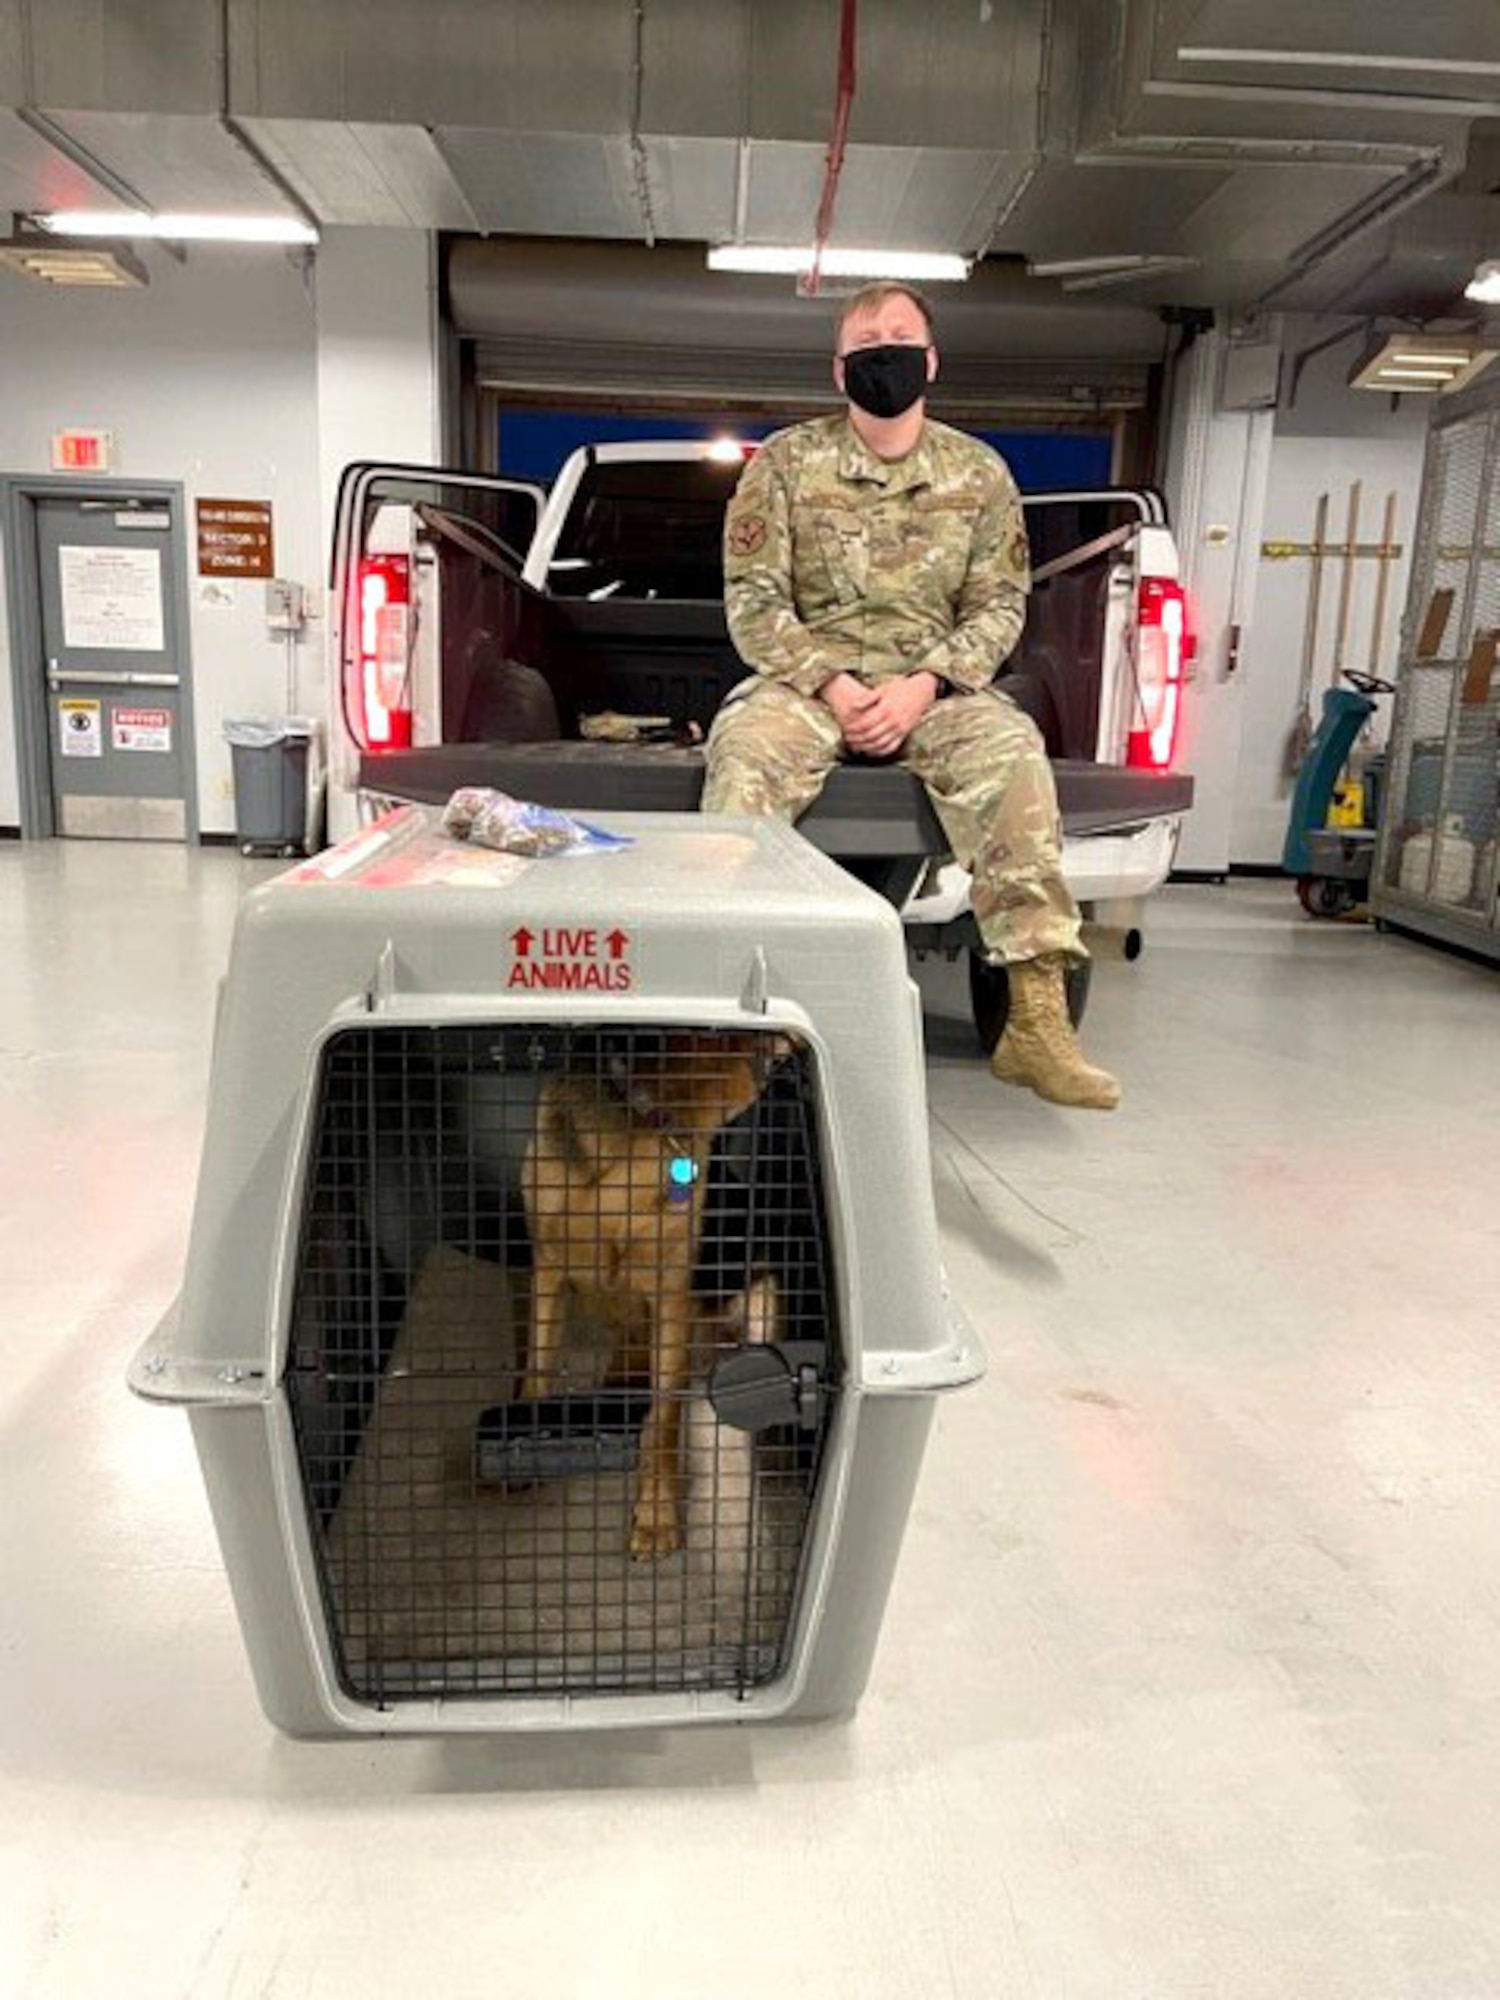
[196,498,275,579]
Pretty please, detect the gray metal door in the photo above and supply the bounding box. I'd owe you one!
[36,496,190,840]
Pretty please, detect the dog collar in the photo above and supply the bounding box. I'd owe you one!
[604,1058,701,1202]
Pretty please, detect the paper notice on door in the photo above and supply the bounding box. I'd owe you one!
[59,698,103,757]
[59,544,164,652]
[111,705,172,752]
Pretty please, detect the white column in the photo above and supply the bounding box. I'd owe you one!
[1163,328,1276,876]
[313,228,441,835]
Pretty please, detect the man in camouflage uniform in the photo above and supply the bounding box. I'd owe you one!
[702,281,1120,1110]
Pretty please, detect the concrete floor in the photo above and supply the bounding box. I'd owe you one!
[3,840,1499,2000]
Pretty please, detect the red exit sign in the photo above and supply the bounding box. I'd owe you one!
[51,429,115,472]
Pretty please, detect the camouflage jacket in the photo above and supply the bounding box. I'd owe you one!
[722,414,1029,698]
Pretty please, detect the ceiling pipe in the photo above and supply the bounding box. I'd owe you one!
[1176,47,1500,79]
[801,0,858,298]
[1145,76,1500,120]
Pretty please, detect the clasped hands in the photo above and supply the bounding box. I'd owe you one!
[819,670,940,759]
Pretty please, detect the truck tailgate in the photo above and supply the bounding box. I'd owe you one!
[360,744,1192,857]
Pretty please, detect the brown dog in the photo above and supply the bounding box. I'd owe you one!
[521,1033,766,1559]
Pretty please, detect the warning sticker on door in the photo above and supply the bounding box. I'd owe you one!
[506,924,634,992]
[111,705,172,753]
[58,698,103,758]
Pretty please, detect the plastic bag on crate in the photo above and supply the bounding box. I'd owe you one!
[442,787,632,858]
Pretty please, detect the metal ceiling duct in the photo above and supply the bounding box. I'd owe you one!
[0,0,1495,318]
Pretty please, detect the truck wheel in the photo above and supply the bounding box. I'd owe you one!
[968,951,1093,1055]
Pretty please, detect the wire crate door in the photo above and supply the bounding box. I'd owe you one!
[285,1023,842,1705]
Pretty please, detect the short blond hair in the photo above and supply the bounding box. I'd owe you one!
[835,282,935,349]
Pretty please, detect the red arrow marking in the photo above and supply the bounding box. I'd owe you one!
[512,926,534,957]
[604,928,630,960]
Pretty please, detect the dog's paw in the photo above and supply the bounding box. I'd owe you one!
[744,1274,780,1346]
[628,1511,683,1561]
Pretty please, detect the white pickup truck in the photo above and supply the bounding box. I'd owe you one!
[328,440,1194,1046]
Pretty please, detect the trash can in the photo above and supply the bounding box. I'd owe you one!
[128,810,982,1737]
[224,717,315,856]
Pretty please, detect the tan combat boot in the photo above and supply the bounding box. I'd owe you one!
[990,954,1121,1111]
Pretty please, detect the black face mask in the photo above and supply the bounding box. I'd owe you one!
[841,343,929,419]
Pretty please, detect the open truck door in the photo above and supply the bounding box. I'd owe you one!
[329,462,546,833]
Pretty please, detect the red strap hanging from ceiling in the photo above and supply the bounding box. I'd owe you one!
[802,0,859,297]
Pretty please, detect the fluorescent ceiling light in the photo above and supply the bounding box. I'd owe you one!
[1177,46,1500,78]
[708,245,970,282]
[37,209,318,246]
[1028,255,1188,277]
[1067,261,1199,293]
[0,240,148,287]
[1349,334,1497,394]
[1465,260,1500,304]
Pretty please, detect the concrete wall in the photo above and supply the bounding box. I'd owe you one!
[0,227,437,836]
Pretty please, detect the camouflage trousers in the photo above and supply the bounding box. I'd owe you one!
[702,679,1083,965]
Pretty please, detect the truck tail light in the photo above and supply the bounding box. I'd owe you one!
[1128,576,1189,771]
[351,554,412,752]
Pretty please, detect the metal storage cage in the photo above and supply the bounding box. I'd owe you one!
[1373,390,1500,961]
[130,810,981,1735]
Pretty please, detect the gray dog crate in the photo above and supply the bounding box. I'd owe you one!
[130,810,981,1735]
[1372,392,1500,961]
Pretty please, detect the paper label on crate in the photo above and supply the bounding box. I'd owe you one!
[506,923,635,992]
[111,705,172,752]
